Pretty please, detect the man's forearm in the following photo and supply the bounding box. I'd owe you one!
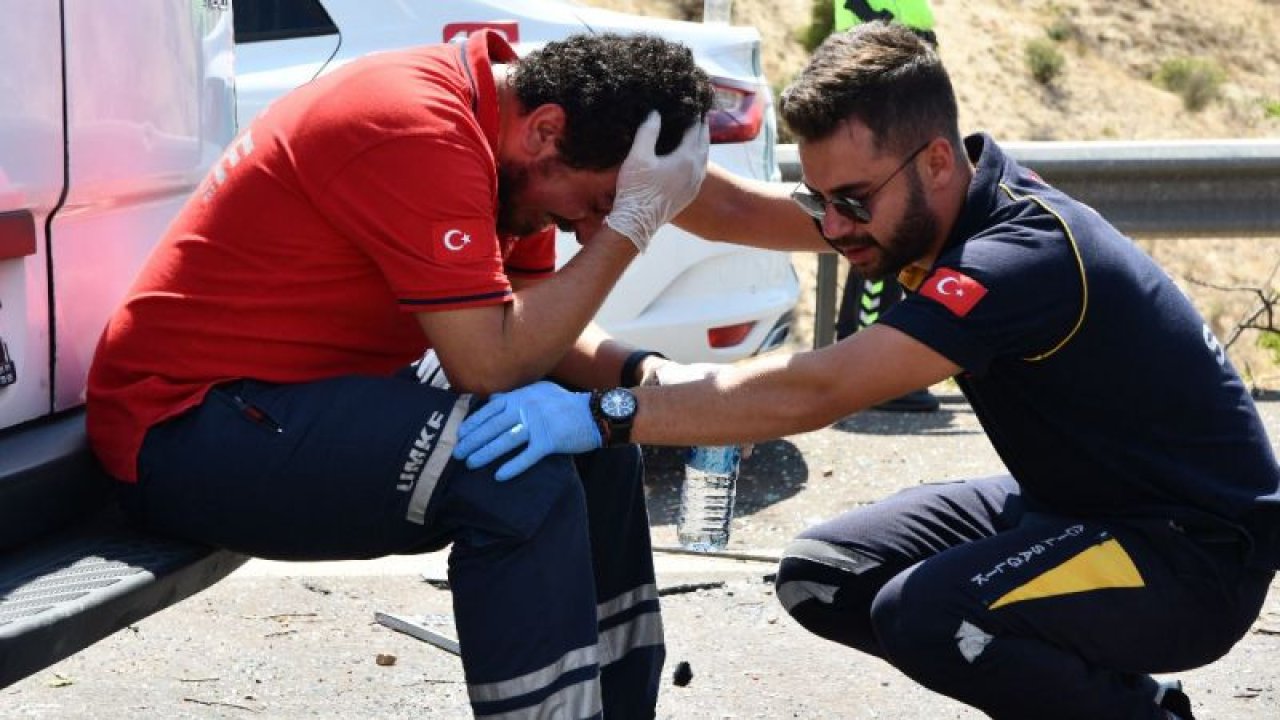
[629,326,959,446]
[550,325,639,390]
[426,227,639,395]
[673,164,828,251]
[630,352,845,446]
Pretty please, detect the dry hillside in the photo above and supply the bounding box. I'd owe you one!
[587,0,1280,141]
[585,0,1280,390]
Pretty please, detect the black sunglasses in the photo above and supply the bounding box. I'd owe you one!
[790,140,932,224]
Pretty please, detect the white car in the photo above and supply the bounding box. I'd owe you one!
[232,0,799,363]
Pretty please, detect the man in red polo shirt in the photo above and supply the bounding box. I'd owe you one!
[87,30,710,719]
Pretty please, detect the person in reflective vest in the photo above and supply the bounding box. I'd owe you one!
[833,0,940,411]
[836,0,935,40]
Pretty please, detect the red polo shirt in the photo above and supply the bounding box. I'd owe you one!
[87,31,554,482]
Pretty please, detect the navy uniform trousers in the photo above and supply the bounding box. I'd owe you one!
[775,475,1273,719]
[121,373,663,719]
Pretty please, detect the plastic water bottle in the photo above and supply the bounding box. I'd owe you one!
[677,445,741,552]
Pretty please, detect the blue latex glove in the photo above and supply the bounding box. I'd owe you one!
[453,381,602,482]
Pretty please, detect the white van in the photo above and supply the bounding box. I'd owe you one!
[0,0,235,544]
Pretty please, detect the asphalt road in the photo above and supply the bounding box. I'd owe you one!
[3,389,1278,719]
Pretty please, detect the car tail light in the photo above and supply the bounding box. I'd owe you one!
[0,211,36,260]
[708,321,755,349]
[442,21,519,44]
[707,77,765,144]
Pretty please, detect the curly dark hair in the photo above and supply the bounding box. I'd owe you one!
[780,22,961,156]
[511,32,713,170]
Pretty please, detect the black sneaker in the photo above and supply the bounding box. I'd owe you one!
[1155,679,1195,720]
[874,388,940,413]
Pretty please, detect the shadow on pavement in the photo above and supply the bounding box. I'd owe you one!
[832,393,982,437]
[641,439,810,526]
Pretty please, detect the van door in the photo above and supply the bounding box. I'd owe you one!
[49,0,236,412]
[0,1,63,430]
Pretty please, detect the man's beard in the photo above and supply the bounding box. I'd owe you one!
[839,168,939,281]
[496,157,557,237]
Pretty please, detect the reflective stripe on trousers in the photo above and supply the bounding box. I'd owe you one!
[776,537,880,612]
[471,583,664,719]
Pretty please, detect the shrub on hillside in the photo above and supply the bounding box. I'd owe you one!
[1044,12,1083,44]
[1025,38,1065,85]
[1154,57,1226,112]
[1262,331,1280,366]
[799,0,834,53]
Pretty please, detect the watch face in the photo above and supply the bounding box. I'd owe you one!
[600,388,637,420]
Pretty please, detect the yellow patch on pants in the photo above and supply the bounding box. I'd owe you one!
[989,539,1145,610]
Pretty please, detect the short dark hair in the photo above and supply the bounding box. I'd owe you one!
[780,22,960,156]
[511,33,713,170]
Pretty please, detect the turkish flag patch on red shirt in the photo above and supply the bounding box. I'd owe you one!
[426,220,495,263]
[919,268,988,317]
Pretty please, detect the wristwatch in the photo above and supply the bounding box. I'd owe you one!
[591,387,638,446]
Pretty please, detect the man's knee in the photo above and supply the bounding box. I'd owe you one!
[869,569,978,682]
[774,538,886,649]
[447,454,587,547]
[775,555,841,619]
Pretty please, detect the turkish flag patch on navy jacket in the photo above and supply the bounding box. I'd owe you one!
[920,268,988,317]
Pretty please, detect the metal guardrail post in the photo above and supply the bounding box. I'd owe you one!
[777,140,1280,347]
[813,253,839,348]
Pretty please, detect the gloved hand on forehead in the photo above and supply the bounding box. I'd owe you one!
[605,111,710,252]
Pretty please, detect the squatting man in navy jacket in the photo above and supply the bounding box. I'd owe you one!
[455,22,1280,720]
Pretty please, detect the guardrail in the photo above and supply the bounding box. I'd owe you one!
[776,140,1280,347]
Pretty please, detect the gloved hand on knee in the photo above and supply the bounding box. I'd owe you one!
[453,381,601,482]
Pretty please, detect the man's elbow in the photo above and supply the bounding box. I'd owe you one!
[782,376,861,433]
[443,361,535,397]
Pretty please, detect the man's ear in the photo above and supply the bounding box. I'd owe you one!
[922,137,956,190]
[519,104,566,160]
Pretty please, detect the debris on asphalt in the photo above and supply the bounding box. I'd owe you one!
[43,672,74,688]
[658,581,725,597]
[375,653,397,667]
[652,545,780,563]
[420,571,450,590]
[375,611,461,656]
[673,661,693,687]
[300,580,332,596]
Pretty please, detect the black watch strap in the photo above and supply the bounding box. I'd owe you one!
[620,350,666,388]
[589,390,612,446]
